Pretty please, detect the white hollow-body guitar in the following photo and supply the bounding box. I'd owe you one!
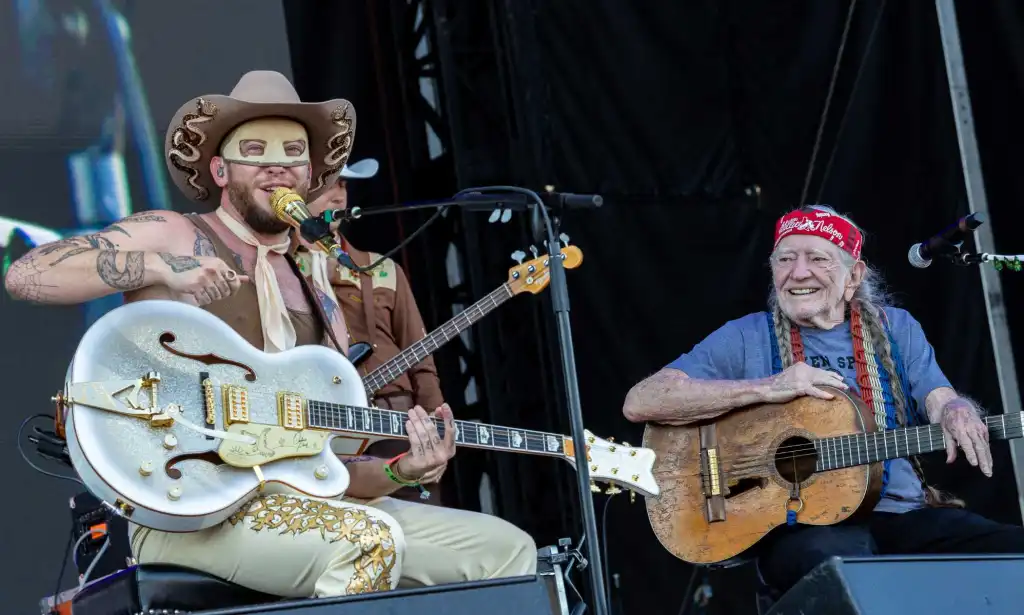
[58,300,660,533]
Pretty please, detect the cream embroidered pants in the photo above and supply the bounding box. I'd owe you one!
[130,492,537,599]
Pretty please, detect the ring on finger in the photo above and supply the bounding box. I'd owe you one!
[225,270,237,281]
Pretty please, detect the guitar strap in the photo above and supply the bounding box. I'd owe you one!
[359,265,378,349]
[284,251,346,354]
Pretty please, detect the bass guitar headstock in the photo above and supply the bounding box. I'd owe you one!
[507,237,583,296]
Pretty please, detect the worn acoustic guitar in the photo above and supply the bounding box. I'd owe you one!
[643,386,1024,564]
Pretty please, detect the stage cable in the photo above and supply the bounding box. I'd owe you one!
[799,0,860,207]
[48,527,74,614]
[18,414,81,485]
[601,492,617,612]
[813,0,890,203]
[365,0,411,276]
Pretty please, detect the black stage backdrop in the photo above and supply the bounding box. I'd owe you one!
[284,1,1024,614]
[502,1,1024,614]
[0,1,294,612]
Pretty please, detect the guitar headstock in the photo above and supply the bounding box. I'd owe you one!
[563,430,659,499]
[507,241,584,295]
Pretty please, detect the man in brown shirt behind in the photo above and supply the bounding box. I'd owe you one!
[303,158,446,504]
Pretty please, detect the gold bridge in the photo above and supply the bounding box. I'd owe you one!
[65,373,173,426]
[699,424,727,523]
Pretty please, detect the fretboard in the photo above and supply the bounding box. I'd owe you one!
[307,399,567,457]
[811,412,1024,472]
[362,283,515,395]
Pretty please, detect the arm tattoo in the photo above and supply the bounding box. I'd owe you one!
[50,246,93,266]
[37,233,115,258]
[46,234,117,266]
[193,229,217,256]
[107,224,131,237]
[4,252,60,302]
[158,252,201,273]
[341,455,377,465]
[97,250,146,290]
[122,213,167,223]
[314,287,341,323]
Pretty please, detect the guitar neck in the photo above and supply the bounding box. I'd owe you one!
[815,412,1024,472]
[361,283,515,395]
[306,399,568,458]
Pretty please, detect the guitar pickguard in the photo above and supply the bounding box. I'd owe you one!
[159,331,258,382]
[217,423,329,468]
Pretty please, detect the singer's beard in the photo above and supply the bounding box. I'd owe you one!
[227,180,300,235]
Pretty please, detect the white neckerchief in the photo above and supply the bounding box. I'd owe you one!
[215,208,296,353]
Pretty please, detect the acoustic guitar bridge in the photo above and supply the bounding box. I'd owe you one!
[699,425,727,523]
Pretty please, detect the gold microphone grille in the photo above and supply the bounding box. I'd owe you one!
[270,188,307,221]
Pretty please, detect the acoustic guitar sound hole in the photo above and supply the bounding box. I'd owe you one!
[773,436,818,484]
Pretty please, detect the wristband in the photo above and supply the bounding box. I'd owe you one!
[383,453,420,486]
[383,453,431,500]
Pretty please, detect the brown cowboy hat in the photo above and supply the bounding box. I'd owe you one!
[164,70,356,203]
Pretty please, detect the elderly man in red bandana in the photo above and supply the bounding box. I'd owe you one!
[622,204,1024,594]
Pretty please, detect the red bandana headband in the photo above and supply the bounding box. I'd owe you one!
[773,210,863,260]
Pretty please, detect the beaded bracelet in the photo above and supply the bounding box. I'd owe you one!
[383,453,431,500]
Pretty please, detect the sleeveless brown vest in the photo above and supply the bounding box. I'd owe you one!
[186,214,322,348]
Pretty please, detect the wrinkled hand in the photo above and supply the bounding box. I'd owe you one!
[764,362,849,403]
[941,400,992,477]
[160,254,249,306]
[396,404,456,481]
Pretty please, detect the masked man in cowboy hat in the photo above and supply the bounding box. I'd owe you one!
[5,70,536,599]
[296,158,447,505]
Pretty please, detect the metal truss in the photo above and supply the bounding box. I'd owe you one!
[385,0,497,513]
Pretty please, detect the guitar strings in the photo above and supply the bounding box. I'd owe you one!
[362,285,512,386]
[308,401,565,451]
[752,413,1017,457]
[676,423,1024,481]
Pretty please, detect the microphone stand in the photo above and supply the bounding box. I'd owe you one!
[323,187,610,615]
[951,250,1024,271]
[454,185,610,615]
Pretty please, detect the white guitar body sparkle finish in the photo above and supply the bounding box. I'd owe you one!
[64,300,368,533]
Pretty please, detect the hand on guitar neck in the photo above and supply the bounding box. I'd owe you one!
[623,362,847,426]
[933,390,993,477]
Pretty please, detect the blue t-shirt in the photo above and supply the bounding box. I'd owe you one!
[667,307,951,513]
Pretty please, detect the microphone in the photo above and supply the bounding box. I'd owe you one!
[908,212,986,269]
[269,188,360,272]
[540,188,603,211]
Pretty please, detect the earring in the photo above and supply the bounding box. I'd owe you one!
[216,167,224,177]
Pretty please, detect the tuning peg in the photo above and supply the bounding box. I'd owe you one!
[607,436,615,443]
[559,233,571,248]
[529,245,539,259]
[630,491,636,504]
[622,441,631,447]
[590,481,602,493]
[510,250,526,264]
[605,484,622,495]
